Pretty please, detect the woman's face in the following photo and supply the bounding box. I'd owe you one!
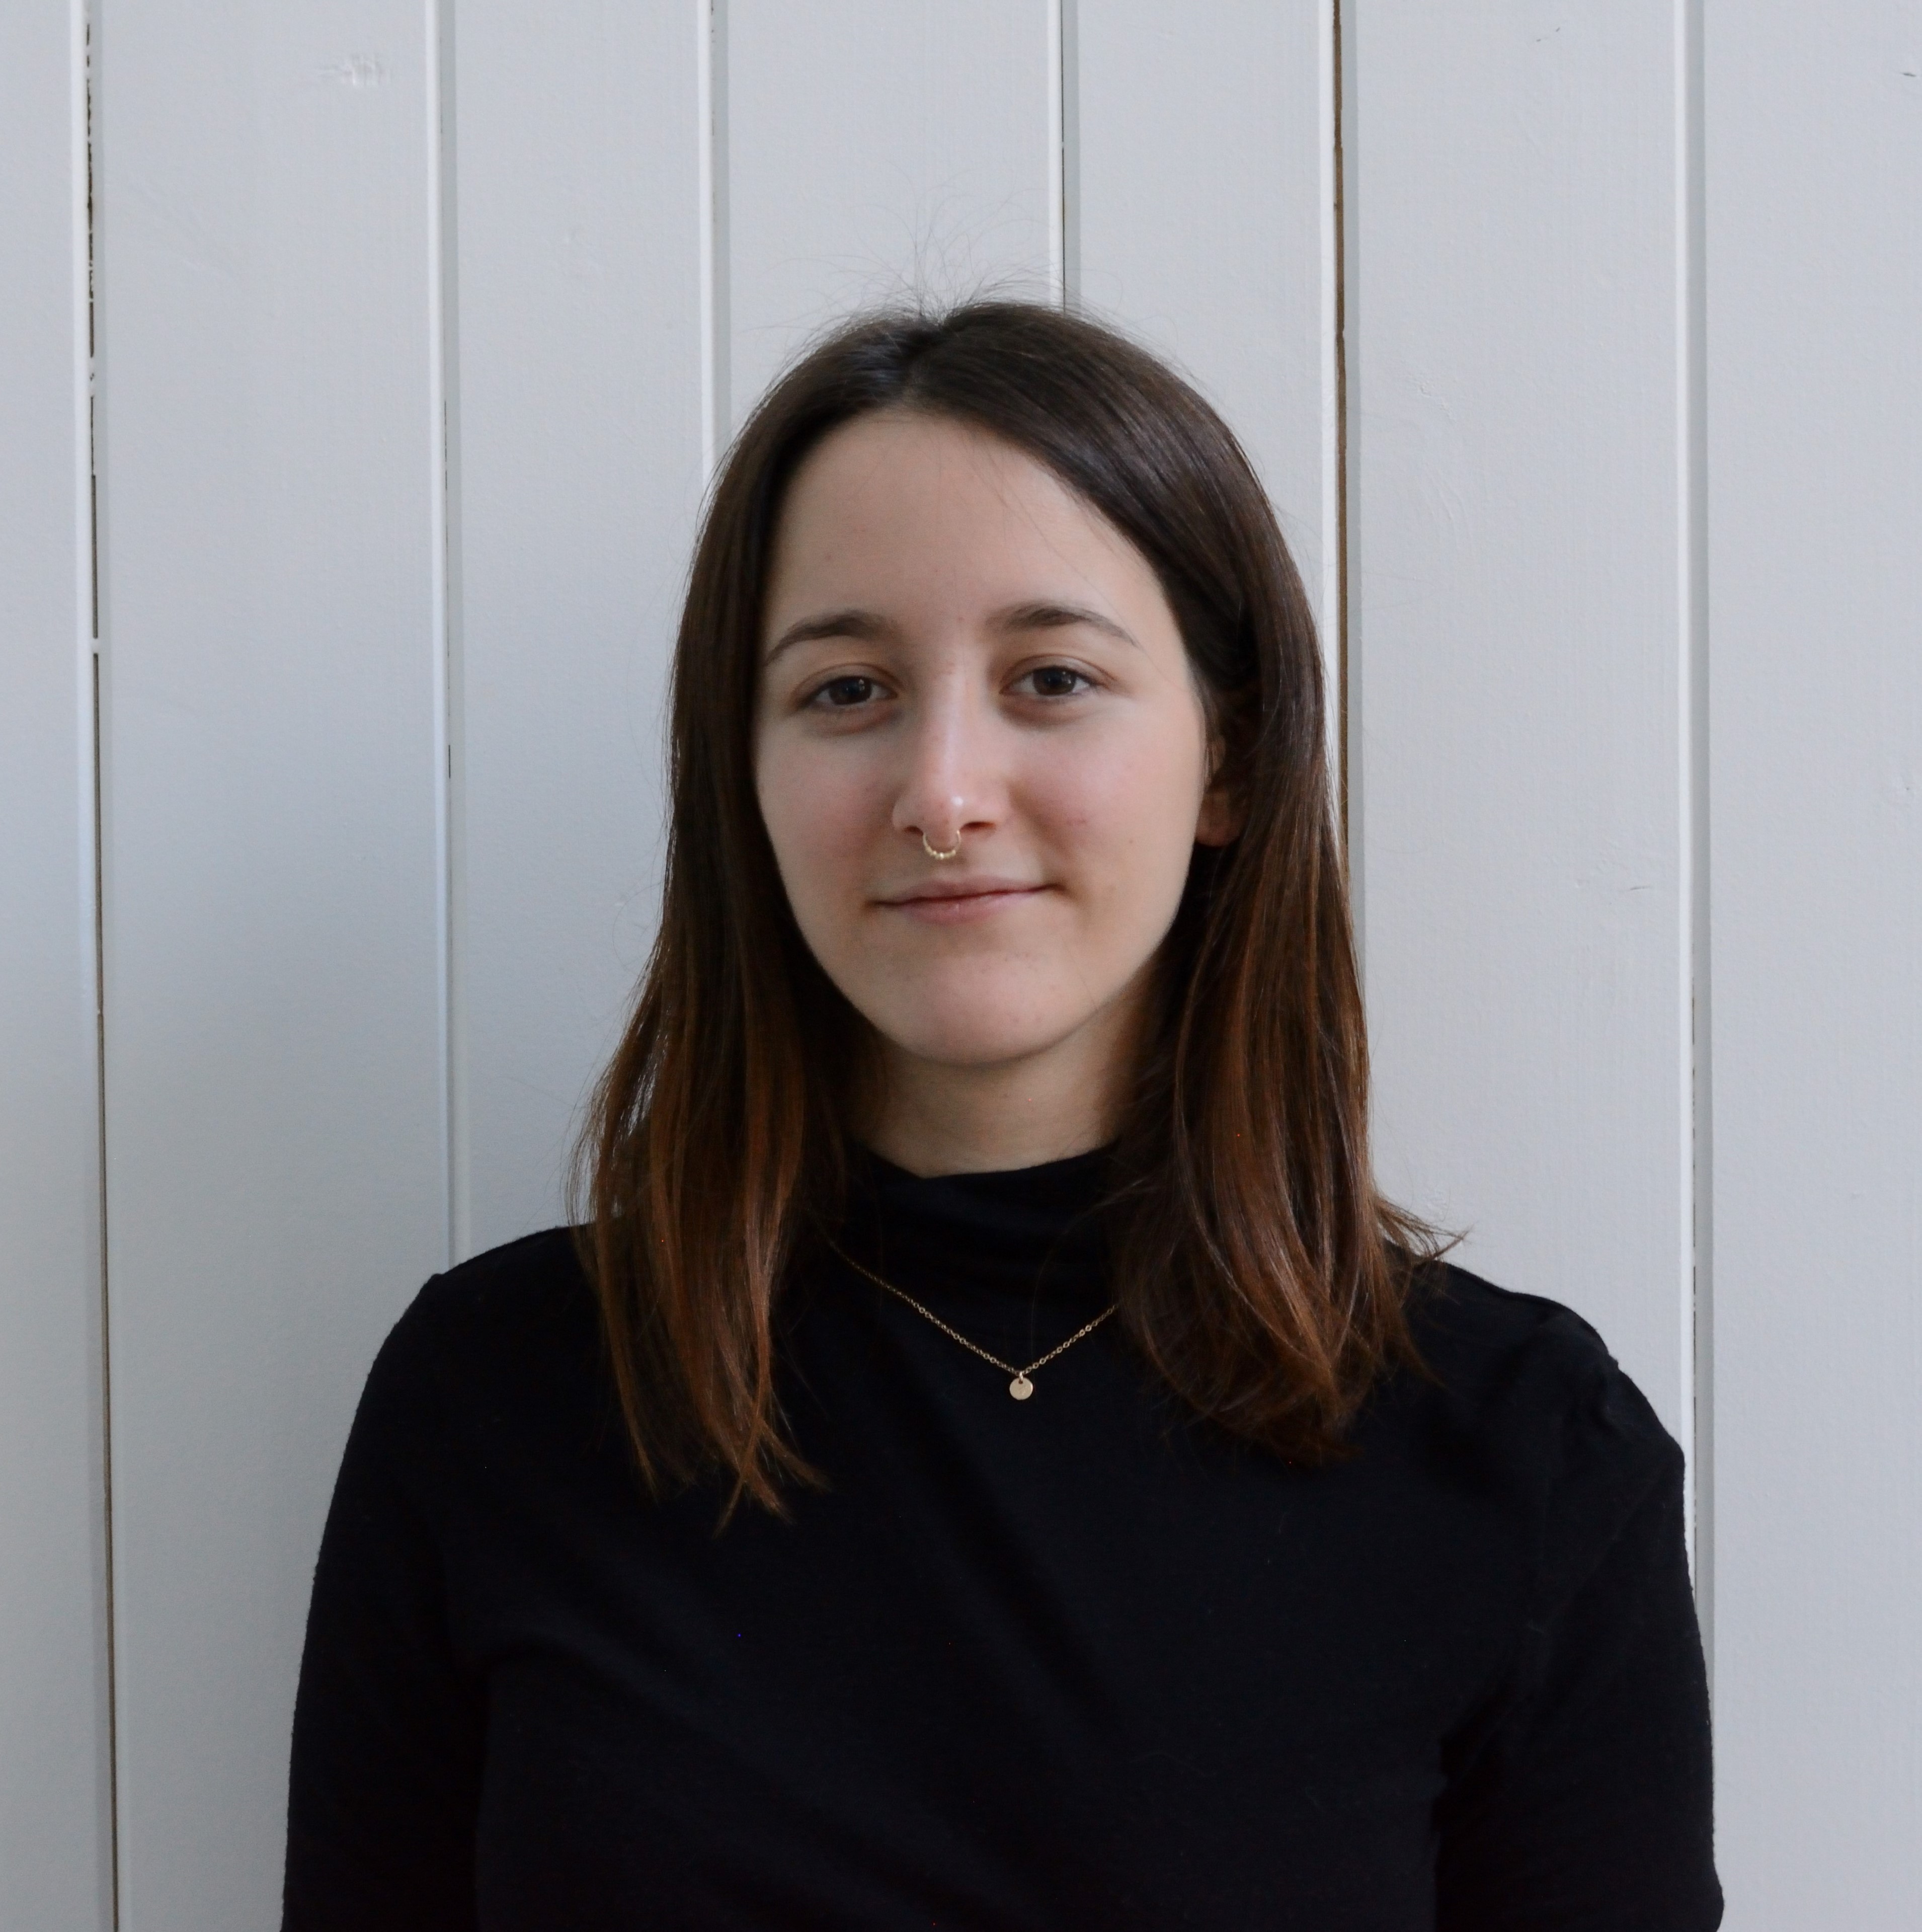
[754,409,1233,1095]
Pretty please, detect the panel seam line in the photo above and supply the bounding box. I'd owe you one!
[81,0,123,1915]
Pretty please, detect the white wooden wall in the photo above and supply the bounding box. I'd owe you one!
[2,5,114,1925]
[5,4,1916,1925]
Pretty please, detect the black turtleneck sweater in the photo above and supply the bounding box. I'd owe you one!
[283,1152,1720,1930]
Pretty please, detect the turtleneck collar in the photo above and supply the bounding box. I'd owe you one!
[833,1145,1116,1331]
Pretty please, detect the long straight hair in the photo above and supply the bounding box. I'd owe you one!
[577,300,1438,1512]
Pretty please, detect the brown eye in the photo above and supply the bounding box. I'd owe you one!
[816,675,878,709]
[1020,665,1091,699]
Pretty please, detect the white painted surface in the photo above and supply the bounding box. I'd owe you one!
[1,0,1913,1918]
[1704,3,1922,1923]
[0,3,114,1925]
[449,0,705,1258]
[1075,0,1334,644]
[1347,1,1692,1441]
[725,0,1058,432]
[95,3,449,1922]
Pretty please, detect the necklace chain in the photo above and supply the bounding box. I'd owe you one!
[826,1240,1116,1401]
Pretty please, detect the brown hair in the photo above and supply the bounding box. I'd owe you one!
[576,299,1438,1512]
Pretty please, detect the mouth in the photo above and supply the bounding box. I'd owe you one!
[875,876,1050,923]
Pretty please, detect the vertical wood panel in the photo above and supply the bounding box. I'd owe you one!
[96,4,447,1922]
[1705,2,1922,1919]
[0,3,115,1923]
[451,2,705,1258]
[1075,0,1334,651]
[47,6,1914,1917]
[726,0,1056,426]
[1349,1,1692,1438]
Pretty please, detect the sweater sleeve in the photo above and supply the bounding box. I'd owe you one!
[1434,1340,1722,1931]
[282,1284,484,1931]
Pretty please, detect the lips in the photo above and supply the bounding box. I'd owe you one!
[875,875,1049,922]
[879,874,1044,906]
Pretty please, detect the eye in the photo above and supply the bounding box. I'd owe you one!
[1013,664,1095,699]
[809,674,883,710]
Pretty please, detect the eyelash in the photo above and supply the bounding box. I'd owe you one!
[800,664,1097,711]
[1014,664,1094,700]
[809,674,884,711]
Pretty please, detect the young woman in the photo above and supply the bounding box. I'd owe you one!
[283,302,1720,1929]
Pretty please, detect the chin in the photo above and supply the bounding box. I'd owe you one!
[865,997,1096,1074]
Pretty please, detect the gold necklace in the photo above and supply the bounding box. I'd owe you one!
[827,1241,1116,1401]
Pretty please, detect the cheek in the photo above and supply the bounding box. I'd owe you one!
[1028,717,1209,886]
[755,736,882,919]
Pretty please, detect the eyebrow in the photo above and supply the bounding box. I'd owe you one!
[997,599,1139,647]
[765,608,891,662]
[765,599,1137,662]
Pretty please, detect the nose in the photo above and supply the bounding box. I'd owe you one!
[890,672,1001,857]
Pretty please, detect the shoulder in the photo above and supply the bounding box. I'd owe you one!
[1385,1261,1684,1558]
[402,1224,593,1340]
[364,1226,603,1430]
[1404,1259,1638,1414]
[314,1234,617,1622]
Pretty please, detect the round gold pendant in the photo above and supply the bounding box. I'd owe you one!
[1009,1373,1034,1401]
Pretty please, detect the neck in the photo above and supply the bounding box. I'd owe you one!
[862,998,1138,1178]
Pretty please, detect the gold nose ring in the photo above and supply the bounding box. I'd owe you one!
[922,832,962,862]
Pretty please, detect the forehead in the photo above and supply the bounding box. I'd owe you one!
[766,410,1151,605]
